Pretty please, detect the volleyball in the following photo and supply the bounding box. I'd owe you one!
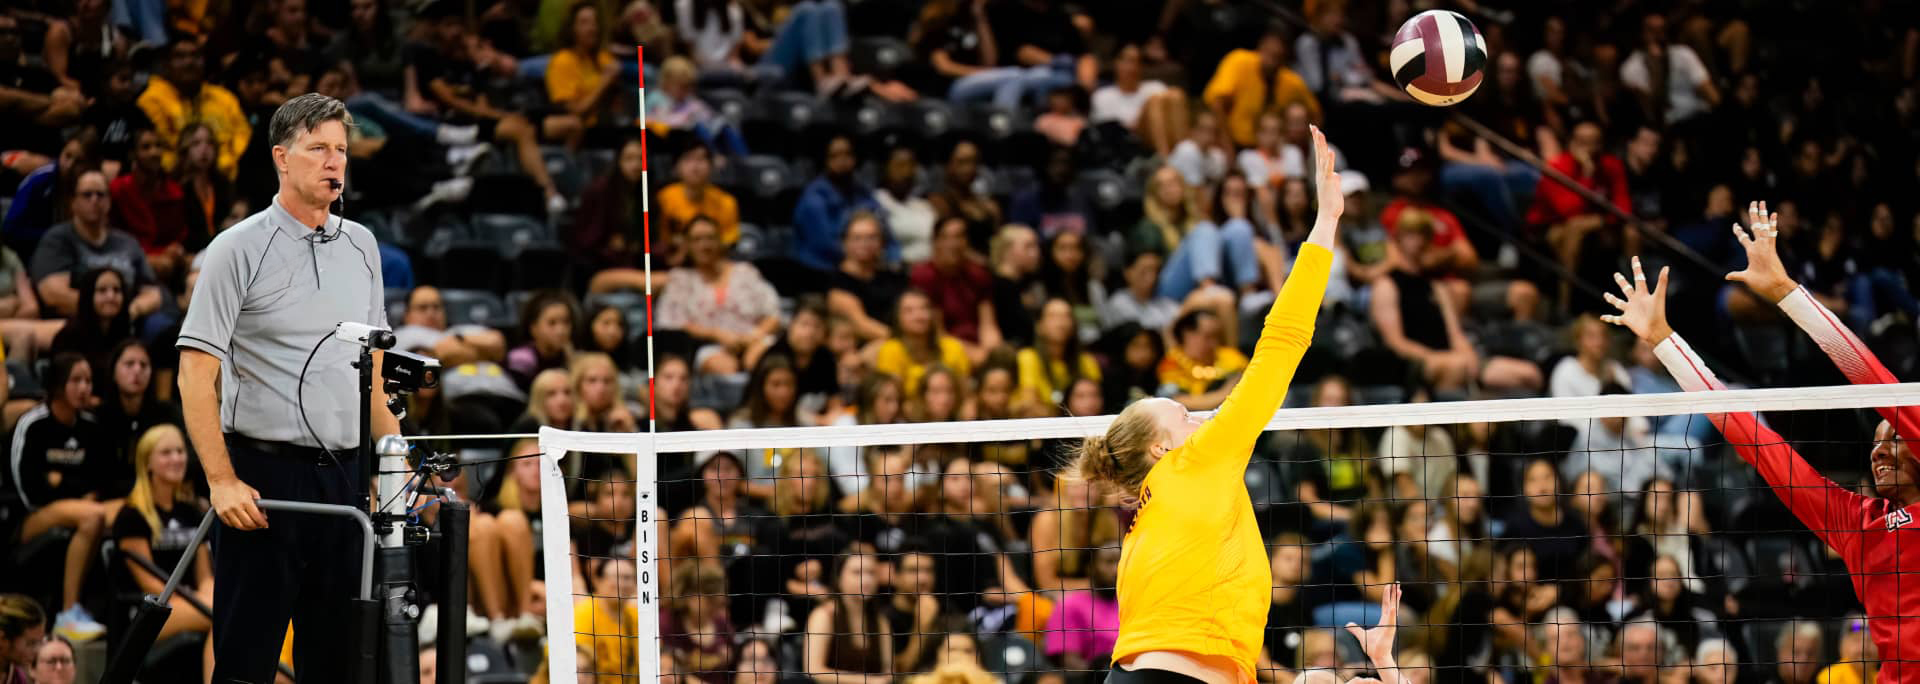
[1390,9,1488,106]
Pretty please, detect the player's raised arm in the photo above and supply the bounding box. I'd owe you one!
[1727,201,1920,442]
[1602,256,1871,551]
[1180,126,1344,470]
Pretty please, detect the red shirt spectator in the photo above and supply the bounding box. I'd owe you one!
[1526,125,1632,228]
[910,257,991,343]
[1381,198,1467,250]
[910,218,994,343]
[108,173,186,258]
[110,128,188,265]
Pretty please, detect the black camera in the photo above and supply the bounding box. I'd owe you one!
[382,349,441,395]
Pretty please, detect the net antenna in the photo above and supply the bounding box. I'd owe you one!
[538,44,662,683]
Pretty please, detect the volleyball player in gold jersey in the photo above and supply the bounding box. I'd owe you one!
[1067,126,1344,684]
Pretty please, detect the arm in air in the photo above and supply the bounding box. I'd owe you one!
[1180,126,1341,472]
[1602,256,1871,551]
[1727,201,1920,443]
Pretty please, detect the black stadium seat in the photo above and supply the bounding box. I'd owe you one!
[850,36,911,78]
[702,87,751,126]
[438,289,511,329]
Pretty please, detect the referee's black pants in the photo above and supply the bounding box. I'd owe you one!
[210,435,363,684]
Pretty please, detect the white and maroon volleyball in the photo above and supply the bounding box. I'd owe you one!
[1390,9,1487,106]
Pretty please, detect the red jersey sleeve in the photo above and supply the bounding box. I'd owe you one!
[1778,285,1920,443]
[1653,334,1875,553]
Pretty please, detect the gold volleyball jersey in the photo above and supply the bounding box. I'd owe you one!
[1111,244,1331,684]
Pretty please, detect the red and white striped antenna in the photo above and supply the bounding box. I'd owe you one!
[637,45,656,435]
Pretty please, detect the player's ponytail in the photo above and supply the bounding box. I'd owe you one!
[1065,400,1162,498]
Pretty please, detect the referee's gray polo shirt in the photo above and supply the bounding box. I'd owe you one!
[176,196,387,451]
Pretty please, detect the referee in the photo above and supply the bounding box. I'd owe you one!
[177,93,398,683]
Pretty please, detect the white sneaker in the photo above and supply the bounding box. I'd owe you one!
[413,177,476,212]
[54,606,106,642]
[490,613,545,644]
[466,608,491,638]
[447,142,493,177]
[437,124,480,146]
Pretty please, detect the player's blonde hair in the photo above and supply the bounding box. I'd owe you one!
[1065,399,1165,498]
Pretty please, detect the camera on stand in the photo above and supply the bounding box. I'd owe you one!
[334,321,468,684]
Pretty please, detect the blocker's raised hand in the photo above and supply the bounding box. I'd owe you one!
[1601,256,1673,346]
[1726,200,1796,303]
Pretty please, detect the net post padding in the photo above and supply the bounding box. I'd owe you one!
[538,427,661,684]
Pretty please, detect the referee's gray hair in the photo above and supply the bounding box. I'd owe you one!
[269,93,356,150]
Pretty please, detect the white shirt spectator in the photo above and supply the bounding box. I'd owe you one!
[1549,357,1633,426]
[1102,288,1179,333]
[1619,45,1712,123]
[1169,140,1229,187]
[674,0,747,72]
[1295,31,1372,97]
[1563,416,1664,494]
[1377,424,1456,501]
[1527,50,1563,92]
[875,187,936,264]
[1091,80,1168,128]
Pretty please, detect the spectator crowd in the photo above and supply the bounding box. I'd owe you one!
[1,0,1919,682]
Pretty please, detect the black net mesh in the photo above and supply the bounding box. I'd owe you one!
[549,402,1898,684]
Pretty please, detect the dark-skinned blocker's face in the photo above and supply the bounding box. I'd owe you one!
[1870,420,1920,501]
[274,120,348,210]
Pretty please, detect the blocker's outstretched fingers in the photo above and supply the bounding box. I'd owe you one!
[1604,292,1628,311]
[1614,272,1634,295]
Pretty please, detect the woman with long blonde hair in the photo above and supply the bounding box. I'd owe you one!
[111,424,213,674]
[770,450,834,518]
[510,368,577,432]
[1069,127,1342,684]
[571,351,637,432]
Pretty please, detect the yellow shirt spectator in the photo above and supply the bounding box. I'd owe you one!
[1015,347,1101,409]
[137,75,250,179]
[573,594,640,684]
[1157,346,1249,398]
[1203,49,1322,148]
[1818,662,1875,684]
[546,48,617,126]
[874,336,971,399]
[657,182,741,246]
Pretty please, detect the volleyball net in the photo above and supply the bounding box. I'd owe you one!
[529,382,1920,684]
